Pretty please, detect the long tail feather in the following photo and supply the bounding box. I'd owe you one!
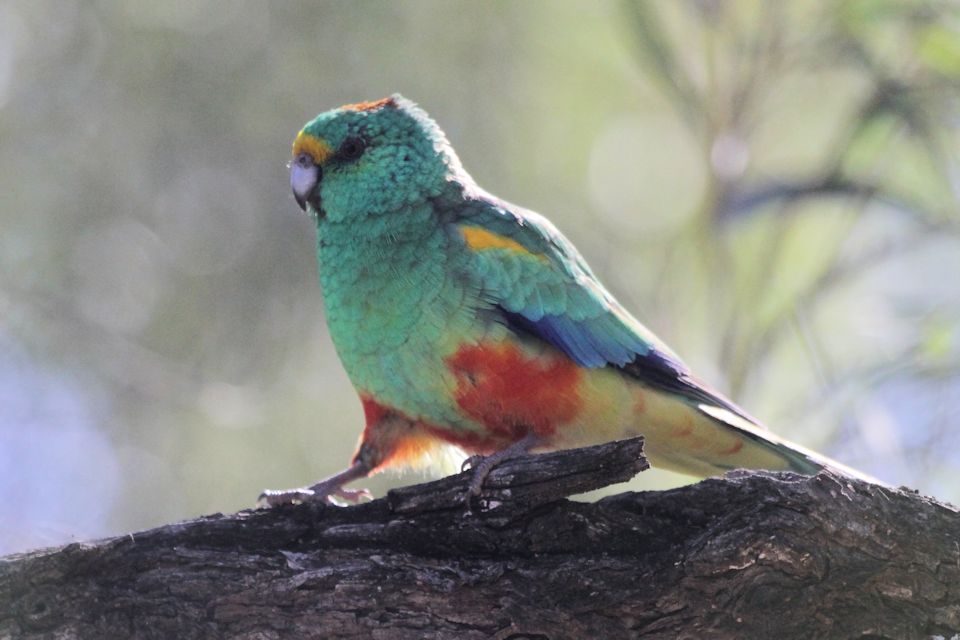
[699,405,884,486]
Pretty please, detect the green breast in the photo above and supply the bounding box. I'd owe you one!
[316,203,477,427]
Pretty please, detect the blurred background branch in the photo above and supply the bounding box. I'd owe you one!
[1,0,958,555]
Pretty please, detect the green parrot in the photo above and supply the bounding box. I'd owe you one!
[262,95,872,506]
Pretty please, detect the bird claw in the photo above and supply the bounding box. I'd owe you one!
[327,486,373,506]
[258,488,312,508]
[460,454,484,473]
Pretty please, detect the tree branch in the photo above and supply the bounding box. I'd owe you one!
[2,438,958,639]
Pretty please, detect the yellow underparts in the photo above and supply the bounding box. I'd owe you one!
[460,226,543,259]
[292,131,333,165]
[551,366,794,478]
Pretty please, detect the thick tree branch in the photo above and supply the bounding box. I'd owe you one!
[1,437,958,639]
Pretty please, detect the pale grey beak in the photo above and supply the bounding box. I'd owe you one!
[290,158,320,211]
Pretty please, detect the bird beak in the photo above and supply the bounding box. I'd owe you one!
[290,160,320,212]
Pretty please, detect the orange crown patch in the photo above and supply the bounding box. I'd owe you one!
[340,97,397,112]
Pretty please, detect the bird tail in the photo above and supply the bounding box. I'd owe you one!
[697,405,883,486]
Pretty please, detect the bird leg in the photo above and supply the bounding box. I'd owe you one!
[462,433,541,498]
[258,460,372,508]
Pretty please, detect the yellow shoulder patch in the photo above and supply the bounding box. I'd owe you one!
[460,226,543,259]
[292,131,333,165]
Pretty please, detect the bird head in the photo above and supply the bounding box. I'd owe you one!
[290,94,462,222]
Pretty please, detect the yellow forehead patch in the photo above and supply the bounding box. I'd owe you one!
[292,131,333,165]
[460,226,544,260]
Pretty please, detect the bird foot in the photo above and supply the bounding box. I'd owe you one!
[258,461,371,508]
[462,434,541,500]
[258,485,372,508]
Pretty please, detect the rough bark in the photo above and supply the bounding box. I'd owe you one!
[1,437,958,640]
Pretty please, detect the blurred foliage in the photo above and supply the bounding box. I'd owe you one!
[1,1,958,554]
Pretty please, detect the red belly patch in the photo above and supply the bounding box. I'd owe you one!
[446,341,583,441]
[358,396,461,470]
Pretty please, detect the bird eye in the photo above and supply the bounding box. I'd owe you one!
[338,136,366,161]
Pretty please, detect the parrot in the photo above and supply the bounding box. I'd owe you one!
[261,94,872,507]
